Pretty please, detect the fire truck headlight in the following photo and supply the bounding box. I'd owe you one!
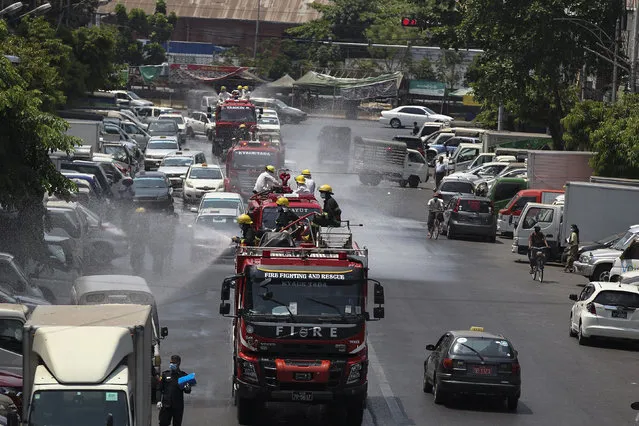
[241,360,258,382]
[347,363,362,384]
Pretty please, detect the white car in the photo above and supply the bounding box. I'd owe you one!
[157,113,187,145]
[449,162,511,182]
[569,281,639,344]
[191,192,246,214]
[379,106,453,129]
[185,111,214,138]
[609,237,639,282]
[157,151,207,189]
[190,207,241,262]
[260,108,278,119]
[621,270,639,285]
[257,115,281,135]
[182,163,225,204]
[144,136,180,171]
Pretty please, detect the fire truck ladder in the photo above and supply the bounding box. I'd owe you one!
[316,224,353,249]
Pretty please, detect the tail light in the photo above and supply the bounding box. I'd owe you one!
[442,358,453,370]
[586,302,597,315]
[511,362,520,374]
[452,199,461,213]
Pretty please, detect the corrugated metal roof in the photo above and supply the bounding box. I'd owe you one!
[98,0,328,24]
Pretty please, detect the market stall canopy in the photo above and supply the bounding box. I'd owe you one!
[267,74,295,88]
[293,71,403,100]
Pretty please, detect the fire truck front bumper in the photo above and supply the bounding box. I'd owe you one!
[234,378,368,404]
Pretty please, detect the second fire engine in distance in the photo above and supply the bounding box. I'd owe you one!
[182,163,225,205]
[224,140,283,199]
[219,222,385,425]
[423,327,522,411]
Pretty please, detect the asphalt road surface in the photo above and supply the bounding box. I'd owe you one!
[91,118,639,425]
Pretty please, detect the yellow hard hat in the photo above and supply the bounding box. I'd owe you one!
[243,86,248,90]
[221,86,226,90]
[276,197,289,207]
[239,124,246,128]
[238,85,243,90]
[319,184,333,193]
[135,207,146,213]
[237,214,253,225]
[301,169,311,176]
[295,175,306,184]
[266,165,275,173]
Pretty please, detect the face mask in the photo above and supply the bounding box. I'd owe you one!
[320,193,327,199]
[169,363,178,370]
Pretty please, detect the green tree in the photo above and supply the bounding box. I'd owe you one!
[435,50,465,90]
[561,100,608,150]
[460,0,622,149]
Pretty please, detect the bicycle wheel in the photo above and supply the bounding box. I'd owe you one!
[538,260,544,283]
[434,221,440,239]
[532,267,538,281]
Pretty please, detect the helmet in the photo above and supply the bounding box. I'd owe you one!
[319,184,333,194]
[238,85,243,90]
[276,197,289,207]
[237,214,253,225]
[534,226,541,232]
[436,193,443,199]
[243,86,248,90]
[221,86,226,90]
[239,124,246,128]
[301,169,311,176]
[266,165,275,173]
[135,207,146,213]
[295,175,306,184]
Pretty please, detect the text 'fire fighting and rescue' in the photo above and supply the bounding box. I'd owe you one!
[264,272,346,280]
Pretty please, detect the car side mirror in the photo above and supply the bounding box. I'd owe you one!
[180,175,186,180]
[106,413,114,426]
[513,221,519,228]
[425,344,436,351]
[259,107,264,115]
[569,294,578,301]
[219,302,231,315]
[631,402,639,410]
[373,306,384,319]
[373,282,384,305]
[221,279,233,301]
[160,327,168,338]
[190,207,198,213]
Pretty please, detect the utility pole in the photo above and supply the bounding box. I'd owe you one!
[631,0,639,92]
[612,16,620,102]
[253,0,260,60]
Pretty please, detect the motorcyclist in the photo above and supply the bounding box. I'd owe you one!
[301,169,315,193]
[292,175,311,195]
[274,197,300,231]
[564,224,580,272]
[129,207,149,273]
[232,214,258,246]
[426,191,445,237]
[528,225,550,273]
[313,184,341,227]
[253,165,279,193]
[218,86,230,102]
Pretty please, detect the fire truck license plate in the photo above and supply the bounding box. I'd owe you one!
[295,372,312,381]
[292,391,314,402]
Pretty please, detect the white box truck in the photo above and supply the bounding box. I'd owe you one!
[22,304,152,426]
[527,151,594,189]
[65,119,103,150]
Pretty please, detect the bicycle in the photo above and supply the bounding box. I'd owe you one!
[530,247,547,282]
[428,212,444,240]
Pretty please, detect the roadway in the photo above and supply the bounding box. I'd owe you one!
[93,118,639,425]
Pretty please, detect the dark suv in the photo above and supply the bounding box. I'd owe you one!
[132,171,174,213]
[442,195,497,242]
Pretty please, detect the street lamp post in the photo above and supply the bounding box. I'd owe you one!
[253,0,260,60]
[17,1,50,18]
[0,1,23,15]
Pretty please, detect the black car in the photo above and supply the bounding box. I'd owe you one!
[561,231,625,264]
[441,194,497,242]
[132,171,174,212]
[423,328,521,410]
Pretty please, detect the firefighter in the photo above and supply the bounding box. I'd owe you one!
[231,89,240,99]
[218,86,230,101]
[232,214,258,245]
[253,165,279,193]
[293,175,311,195]
[301,169,315,193]
[129,207,149,273]
[237,123,249,140]
[243,85,251,100]
[313,184,341,227]
[157,354,192,426]
[274,197,299,231]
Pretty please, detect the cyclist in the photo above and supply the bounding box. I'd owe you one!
[427,191,445,237]
[528,225,549,274]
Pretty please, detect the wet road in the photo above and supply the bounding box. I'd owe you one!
[93,119,638,425]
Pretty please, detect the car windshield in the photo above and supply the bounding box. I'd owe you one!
[611,231,637,251]
[147,141,179,150]
[149,121,178,132]
[595,232,624,245]
[29,390,128,426]
[195,215,237,231]
[450,337,515,359]
[421,106,436,115]
[232,150,276,169]
[594,290,639,308]
[0,318,23,353]
[127,91,141,100]
[162,157,193,167]
[189,168,222,180]
[458,199,492,213]
[219,107,257,122]
[440,181,474,193]
[245,276,364,317]
[261,206,321,230]
[259,117,279,125]
[103,146,127,162]
[134,177,167,188]
[200,199,241,210]
[273,99,287,108]
[159,115,185,126]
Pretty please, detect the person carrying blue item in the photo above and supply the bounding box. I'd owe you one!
[157,355,192,426]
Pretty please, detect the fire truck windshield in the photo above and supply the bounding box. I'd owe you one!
[261,207,321,230]
[232,151,277,169]
[219,107,256,122]
[246,278,363,318]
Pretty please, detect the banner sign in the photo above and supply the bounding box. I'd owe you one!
[409,80,446,96]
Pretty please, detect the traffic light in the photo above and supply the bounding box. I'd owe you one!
[402,17,418,27]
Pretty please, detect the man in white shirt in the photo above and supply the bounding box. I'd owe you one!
[253,165,279,193]
[301,169,315,193]
[435,156,447,189]
[293,175,311,195]
[427,191,445,237]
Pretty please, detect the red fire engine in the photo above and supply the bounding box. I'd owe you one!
[209,99,258,158]
[247,191,322,231]
[224,140,284,199]
[219,221,385,425]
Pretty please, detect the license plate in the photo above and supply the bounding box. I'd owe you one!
[472,366,494,375]
[294,372,312,381]
[292,391,313,402]
[612,310,628,319]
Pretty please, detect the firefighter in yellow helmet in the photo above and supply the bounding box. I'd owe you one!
[218,85,230,101]
[313,184,341,227]
[300,169,315,193]
[274,197,299,231]
[242,85,251,100]
[253,165,279,193]
[232,214,258,246]
[293,175,311,195]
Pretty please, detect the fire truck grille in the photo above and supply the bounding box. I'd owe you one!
[259,358,346,390]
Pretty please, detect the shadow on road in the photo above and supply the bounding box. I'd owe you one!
[442,395,533,415]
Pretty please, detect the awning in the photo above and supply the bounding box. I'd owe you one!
[267,74,295,88]
[293,71,403,100]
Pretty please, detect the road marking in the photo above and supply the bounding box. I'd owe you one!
[367,341,406,424]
